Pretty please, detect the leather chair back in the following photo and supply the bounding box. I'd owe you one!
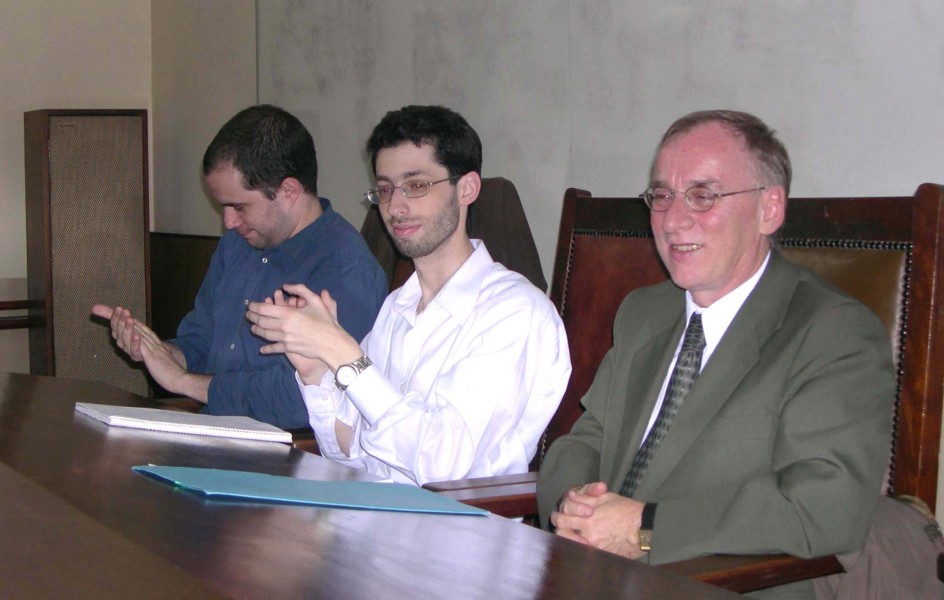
[546,184,944,511]
[361,176,547,292]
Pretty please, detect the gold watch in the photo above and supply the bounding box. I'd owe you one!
[638,529,653,552]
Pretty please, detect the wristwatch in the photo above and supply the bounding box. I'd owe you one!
[638,529,653,552]
[638,502,657,552]
[334,355,372,391]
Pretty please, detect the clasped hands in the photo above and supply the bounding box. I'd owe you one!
[551,481,648,559]
[245,283,362,385]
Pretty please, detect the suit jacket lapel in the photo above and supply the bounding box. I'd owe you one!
[608,318,685,482]
[632,252,799,498]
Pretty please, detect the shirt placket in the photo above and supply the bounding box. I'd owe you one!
[221,251,270,368]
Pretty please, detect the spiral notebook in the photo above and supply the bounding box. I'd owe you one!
[75,402,293,444]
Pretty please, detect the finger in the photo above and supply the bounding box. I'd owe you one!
[320,290,339,320]
[555,528,591,545]
[259,341,286,355]
[561,496,594,517]
[129,333,143,360]
[282,283,320,304]
[247,300,285,319]
[131,322,161,346]
[272,290,286,306]
[91,304,114,319]
[131,320,160,342]
[251,323,283,342]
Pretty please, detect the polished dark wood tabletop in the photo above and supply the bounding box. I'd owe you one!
[0,373,741,599]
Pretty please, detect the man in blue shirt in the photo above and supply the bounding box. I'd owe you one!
[92,105,387,428]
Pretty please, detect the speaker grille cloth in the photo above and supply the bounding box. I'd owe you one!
[48,115,148,395]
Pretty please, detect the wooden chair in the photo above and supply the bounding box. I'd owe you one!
[427,182,944,593]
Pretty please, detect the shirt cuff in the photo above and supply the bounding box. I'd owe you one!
[344,365,400,426]
[294,370,337,414]
[642,502,658,530]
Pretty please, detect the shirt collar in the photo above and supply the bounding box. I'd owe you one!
[394,239,493,322]
[269,197,335,259]
[686,250,770,365]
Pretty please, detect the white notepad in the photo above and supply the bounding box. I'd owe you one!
[75,402,293,444]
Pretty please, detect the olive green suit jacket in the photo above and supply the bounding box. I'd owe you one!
[538,252,894,587]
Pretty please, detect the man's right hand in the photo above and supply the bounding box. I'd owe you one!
[91,304,144,361]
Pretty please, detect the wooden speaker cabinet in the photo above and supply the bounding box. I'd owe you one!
[24,109,151,396]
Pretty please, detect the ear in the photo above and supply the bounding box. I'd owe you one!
[759,185,786,236]
[456,172,481,207]
[276,177,304,206]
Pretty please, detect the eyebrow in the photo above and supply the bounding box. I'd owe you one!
[375,169,429,184]
[649,178,721,189]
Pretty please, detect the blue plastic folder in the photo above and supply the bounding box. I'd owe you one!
[133,465,488,516]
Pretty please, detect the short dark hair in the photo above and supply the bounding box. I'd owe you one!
[202,104,318,199]
[660,110,792,196]
[366,105,482,178]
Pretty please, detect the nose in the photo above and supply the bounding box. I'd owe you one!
[223,207,241,230]
[384,191,409,218]
[658,194,695,233]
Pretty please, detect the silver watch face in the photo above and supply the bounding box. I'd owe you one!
[336,365,357,387]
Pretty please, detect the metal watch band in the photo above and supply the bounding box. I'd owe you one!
[334,355,372,391]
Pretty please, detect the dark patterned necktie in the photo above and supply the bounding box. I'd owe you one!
[620,312,706,497]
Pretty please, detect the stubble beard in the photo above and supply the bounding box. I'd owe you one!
[389,191,461,259]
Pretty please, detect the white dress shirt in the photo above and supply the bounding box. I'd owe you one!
[641,252,771,441]
[298,240,572,485]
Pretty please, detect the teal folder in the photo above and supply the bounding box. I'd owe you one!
[133,465,488,516]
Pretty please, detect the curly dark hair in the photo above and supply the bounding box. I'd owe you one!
[366,105,482,178]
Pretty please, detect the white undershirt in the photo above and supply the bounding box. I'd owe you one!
[640,252,771,443]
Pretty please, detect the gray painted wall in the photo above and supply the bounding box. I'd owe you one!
[258,0,944,283]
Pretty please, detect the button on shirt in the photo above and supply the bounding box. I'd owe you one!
[299,240,572,485]
[171,198,387,428]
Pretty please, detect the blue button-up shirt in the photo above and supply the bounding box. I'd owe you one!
[171,198,387,428]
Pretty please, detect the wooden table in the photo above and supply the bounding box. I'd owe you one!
[0,373,741,599]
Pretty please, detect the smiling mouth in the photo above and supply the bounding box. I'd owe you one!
[390,222,420,237]
[671,243,703,252]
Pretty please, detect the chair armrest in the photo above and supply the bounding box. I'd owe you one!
[285,426,320,454]
[424,472,538,518]
[661,553,843,593]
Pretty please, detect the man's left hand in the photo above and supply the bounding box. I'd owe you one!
[136,321,210,402]
[550,481,647,559]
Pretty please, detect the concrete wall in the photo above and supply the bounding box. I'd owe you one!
[255,0,944,519]
[151,0,257,235]
[257,0,944,282]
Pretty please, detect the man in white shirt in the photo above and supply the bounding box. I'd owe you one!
[247,105,571,485]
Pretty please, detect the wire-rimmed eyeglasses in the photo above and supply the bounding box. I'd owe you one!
[642,185,766,212]
[365,175,461,205]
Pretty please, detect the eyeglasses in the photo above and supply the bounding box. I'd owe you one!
[365,175,461,205]
[642,185,766,212]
